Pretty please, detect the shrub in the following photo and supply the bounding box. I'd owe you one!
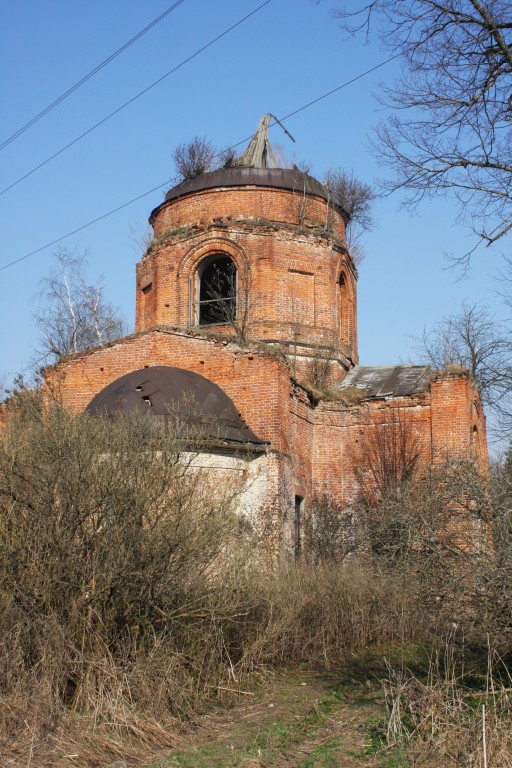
[2,404,509,764]
[0,407,254,758]
[172,136,216,180]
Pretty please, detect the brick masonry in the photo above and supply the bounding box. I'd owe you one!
[45,171,489,556]
[137,183,357,373]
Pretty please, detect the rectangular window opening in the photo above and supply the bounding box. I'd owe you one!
[294,495,304,560]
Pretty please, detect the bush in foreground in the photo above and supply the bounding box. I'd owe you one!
[0,404,511,765]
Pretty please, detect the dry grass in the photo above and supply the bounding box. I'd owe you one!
[382,640,512,767]
[443,362,469,375]
[1,404,511,765]
[324,385,366,405]
[237,562,424,672]
[298,379,366,406]
[0,558,425,766]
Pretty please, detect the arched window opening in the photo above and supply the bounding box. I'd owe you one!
[195,254,237,326]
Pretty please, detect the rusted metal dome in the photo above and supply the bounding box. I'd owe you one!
[160,166,329,206]
[86,365,264,447]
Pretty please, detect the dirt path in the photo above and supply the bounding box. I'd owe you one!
[149,660,393,768]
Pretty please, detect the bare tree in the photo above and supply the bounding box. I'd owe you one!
[415,302,512,435]
[333,1,512,260]
[323,168,376,261]
[323,168,375,230]
[34,246,127,365]
[354,406,422,507]
[172,135,216,180]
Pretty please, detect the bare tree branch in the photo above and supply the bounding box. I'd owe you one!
[33,246,127,365]
[414,301,512,437]
[172,136,216,180]
[332,0,512,262]
[323,168,376,259]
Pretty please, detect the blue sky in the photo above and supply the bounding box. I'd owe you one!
[0,0,508,391]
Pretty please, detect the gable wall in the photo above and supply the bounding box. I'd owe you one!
[45,329,312,557]
[46,329,289,451]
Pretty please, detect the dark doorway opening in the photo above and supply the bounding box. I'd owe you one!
[294,495,304,560]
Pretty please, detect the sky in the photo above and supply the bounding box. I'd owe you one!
[0,0,509,399]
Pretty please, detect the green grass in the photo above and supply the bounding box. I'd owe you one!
[150,649,439,768]
[152,685,356,768]
[299,737,346,767]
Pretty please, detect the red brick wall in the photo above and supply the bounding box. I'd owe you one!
[46,328,291,453]
[136,184,358,366]
[151,186,346,239]
[430,372,488,470]
[311,395,431,508]
[308,371,488,511]
[49,333,487,499]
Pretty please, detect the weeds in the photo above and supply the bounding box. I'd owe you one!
[380,639,512,766]
[1,404,512,765]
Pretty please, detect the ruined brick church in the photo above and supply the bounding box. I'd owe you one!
[47,116,488,556]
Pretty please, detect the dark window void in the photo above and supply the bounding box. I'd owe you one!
[294,495,304,560]
[339,271,348,340]
[197,255,237,326]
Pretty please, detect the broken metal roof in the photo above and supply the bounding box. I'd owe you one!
[335,365,433,399]
[86,366,265,448]
[155,113,339,218]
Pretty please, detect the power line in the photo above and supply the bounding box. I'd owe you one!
[0,51,400,274]
[277,51,402,123]
[0,181,173,272]
[0,0,187,152]
[0,1,272,198]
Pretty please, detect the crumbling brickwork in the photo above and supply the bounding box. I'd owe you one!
[137,172,357,376]
[46,163,488,557]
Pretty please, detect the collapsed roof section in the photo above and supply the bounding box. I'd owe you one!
[335,365,434,400]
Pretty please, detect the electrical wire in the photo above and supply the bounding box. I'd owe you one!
[0,1,272,198]
[0,0,187,152]
[0,50,401,274]
[0,181,172,271]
